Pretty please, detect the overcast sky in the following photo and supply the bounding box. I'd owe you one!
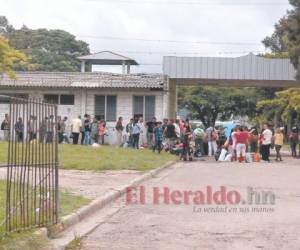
[1,0,292,73]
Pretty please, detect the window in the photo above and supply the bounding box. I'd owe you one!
[95,95,105,120]
[133,96,144,119]
[95,95,117,121]
[44,94,59,104]
[60,95,75,105]
[106,96,117,122]
[145,96,155,122]
[43,94,75,105]
[0,93,29,104]
[133,96,155,121]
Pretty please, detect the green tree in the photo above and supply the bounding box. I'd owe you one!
[263,0,300,79]
[257,88,300,128]
[0,17,90,72]
[0,36,26,79]
[0,16,14,35]
[178,86,272,128]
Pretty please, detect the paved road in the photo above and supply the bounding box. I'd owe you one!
[81,158,300,250]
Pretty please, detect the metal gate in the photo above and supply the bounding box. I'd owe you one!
[2,96,59,232]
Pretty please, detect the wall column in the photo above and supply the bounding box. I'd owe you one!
[81,89,87,115]
[122,61,126,74]
[81,60,86,73]
[127,64,131,74]
[168,79,177,119]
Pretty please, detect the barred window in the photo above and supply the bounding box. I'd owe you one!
[60,95,75,105]
[44,94,59,104]
[95,95,117,121]
[0,93,29,104]
[133,96,156,121]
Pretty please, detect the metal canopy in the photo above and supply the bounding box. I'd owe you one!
[163,53,299,87]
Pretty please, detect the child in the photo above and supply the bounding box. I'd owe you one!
[274,128,284,161]
[153,122,163,154]
[98,120,106,145]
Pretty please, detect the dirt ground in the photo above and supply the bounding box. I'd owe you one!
[0,167,141,199]
[79,157,300,250]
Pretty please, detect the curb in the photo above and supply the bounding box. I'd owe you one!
[56,160,177,232]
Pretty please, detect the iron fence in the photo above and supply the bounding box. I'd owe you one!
[1,96,59,232]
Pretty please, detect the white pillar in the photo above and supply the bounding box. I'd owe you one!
[81,60,86,73]
[122,61,126,74]
[127,64,130,74]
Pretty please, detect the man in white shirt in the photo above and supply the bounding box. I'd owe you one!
[71,116,82,144]
[174,119,181,139]
[261,123,273,162]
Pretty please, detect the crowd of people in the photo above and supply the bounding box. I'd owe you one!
[2,113,300,163]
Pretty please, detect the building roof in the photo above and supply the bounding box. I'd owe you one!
[0,71,166,89]
[163,53,296,81]
[77,51,139,65]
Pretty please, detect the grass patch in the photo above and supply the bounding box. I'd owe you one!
[0,230,47,250]
[59,144,175,171]
[0,142,8,164]
[60,190,91,217]
[0,141,175,171]
[65,235,84,250]
[0,180,90,249]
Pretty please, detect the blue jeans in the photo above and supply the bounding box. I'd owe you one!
[84,131,91,145]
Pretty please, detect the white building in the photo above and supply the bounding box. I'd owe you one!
[0,71,168,143]
[0,52,170,144]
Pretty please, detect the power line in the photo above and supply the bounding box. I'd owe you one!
[91,50,265,55]
[84,0,289,5]
[78,35,262,46]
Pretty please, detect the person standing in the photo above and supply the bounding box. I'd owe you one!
[46,115,55,143]
[162,119,168,134]
[57,116,69,144]
[205,125,218,157]
[146,117,156,149]
[153,122,163,153]
[235,127,249,162]
[39,117,47,143]
[132,118,141,149]
[57,116,63,143]
[61,116,69,144]
[71,116,82,145]
[115,117,124,147]
[274,128,284,161]
[90,117,99,144]
[181,121,193,160]
[174,119,181,139]
[14,117,24,142]
[98,120,106,145]
[126,118,134,146]
[249,127,259,153]
[1,114,10,141]
[80,115,86,145]
[193,125,205,156]
[83,115,91,145]
[289,127,298,158]
[138,117,146,147]
[164,119,177,151]
[261,123,273,162]
[28,115,37,142]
